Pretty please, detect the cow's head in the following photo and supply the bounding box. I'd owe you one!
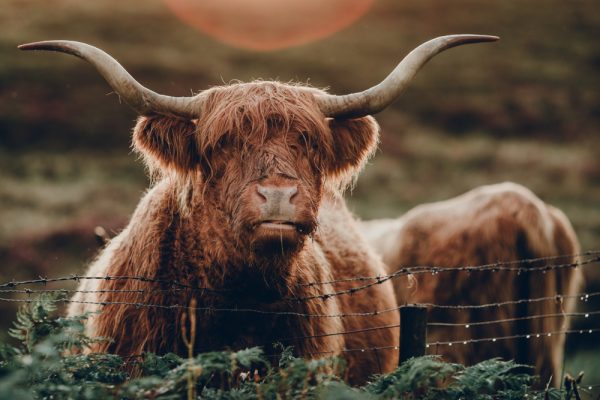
[18,35,497,259]
[131,82,381,256]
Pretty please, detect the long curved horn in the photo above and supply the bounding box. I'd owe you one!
[317,34,499,118]
[18,40,203,118]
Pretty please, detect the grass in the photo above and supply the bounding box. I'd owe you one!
[0,150,146,242]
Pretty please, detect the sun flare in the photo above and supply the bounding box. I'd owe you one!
[162,0,375,51]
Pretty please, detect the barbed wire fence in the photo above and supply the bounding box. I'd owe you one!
[0,250,599,395]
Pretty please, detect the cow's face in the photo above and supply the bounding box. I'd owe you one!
[134,83,379,259]
[202,123,323,254]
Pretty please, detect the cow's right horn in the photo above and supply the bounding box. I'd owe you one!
[317,34,499,119]
[18,40,203,118]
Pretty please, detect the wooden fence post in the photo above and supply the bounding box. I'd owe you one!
[399,305,428,364]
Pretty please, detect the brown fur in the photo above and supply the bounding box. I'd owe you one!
[67,81,397,385]
[360,182,584,386]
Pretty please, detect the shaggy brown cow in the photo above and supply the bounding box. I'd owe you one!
[360,182,584,385]
[19,35,498,383]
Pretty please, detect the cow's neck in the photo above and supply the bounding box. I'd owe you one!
[151,207,332,356]
[154,202,309,305]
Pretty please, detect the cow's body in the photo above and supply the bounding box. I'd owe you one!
[360,182,583,383]
[66,83,399,385]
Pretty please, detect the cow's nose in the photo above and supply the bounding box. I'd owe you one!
[257,184,297,205]
[256,184,298,219]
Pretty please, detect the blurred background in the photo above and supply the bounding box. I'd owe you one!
[0,0,598,387]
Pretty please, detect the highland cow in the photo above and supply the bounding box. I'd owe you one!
[360,182,583,385]
[19,34,497,384]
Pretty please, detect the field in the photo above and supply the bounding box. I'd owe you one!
[0,0,599,396]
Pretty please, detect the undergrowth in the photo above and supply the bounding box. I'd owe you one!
[0,294,570,399]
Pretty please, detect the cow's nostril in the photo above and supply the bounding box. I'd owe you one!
[256,186,268,202]
[288,186,299,204]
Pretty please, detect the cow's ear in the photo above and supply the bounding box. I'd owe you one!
[324,116,379,184]
[132,115,199,174]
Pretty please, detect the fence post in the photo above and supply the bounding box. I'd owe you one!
[399,305,428,364]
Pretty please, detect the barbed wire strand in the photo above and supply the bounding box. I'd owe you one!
[426,327,600,348]
[307,327,600,356]
[427,310,600,328]
[1,290,598,319]
[276,309,600,343]
[299,250,600,287]
[0,275,231,294]
[419,291,600,310]
[293,256,599,301]
[1,278,596,305]
[0,288,148,295]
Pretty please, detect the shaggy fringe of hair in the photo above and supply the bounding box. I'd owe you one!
[197,81,329,177]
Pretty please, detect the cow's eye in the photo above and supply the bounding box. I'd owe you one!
[216,135,230,150]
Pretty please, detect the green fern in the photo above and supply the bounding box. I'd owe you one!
[8,293,104,354]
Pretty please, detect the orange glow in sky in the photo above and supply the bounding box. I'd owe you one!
[162,0,375,51]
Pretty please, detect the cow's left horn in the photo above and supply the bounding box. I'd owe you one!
[316,34,499,119]
[18,40,203,118]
